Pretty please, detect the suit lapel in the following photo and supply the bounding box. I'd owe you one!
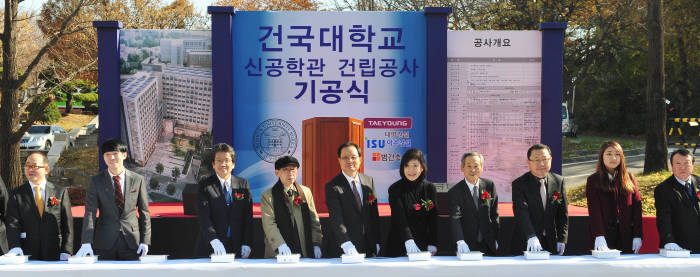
[44,182,55,211]
[22,183,41,219]
[124,170,134,210]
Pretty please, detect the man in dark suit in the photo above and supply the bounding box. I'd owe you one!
[655,149,700,252]
[4,152,73,260]
[0,175,8,255]
[196,143,253,258]
[325,142,380,257]
[75,139,151,260]
[449,152,499,255]
[511,144,568,255]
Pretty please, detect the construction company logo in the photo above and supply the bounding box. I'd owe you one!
[371,152,401,162]
[253,118,298,163]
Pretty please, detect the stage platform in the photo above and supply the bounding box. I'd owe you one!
[68,203,660,258]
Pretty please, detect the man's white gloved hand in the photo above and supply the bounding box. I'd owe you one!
[594,236,609,251]
[210,239,226,255]
[341,241,359,255]
[526,236,543,252]
[277,243,292,255]
[404,239,420,253]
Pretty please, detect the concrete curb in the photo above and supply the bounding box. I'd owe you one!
[563,148,645,164]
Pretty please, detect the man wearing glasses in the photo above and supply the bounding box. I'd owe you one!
[260,155,322,258]
[511,144,569,255]
[4,152,73,260]
[325,142,380,257]
[195,143,253,258]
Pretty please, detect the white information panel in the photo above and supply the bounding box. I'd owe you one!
[446,30,542,202]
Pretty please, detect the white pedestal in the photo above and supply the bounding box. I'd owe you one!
[210,254,236,263]
[276,254,301,264]
[659,249,691,258]
[139,255,168,263]
[68,256,98,264]
[524,251,550,260]
[341,253,365,264]
[456,252,483,261]
[592,249,620,259]
[407,251,431,261]
[0,255,29,265]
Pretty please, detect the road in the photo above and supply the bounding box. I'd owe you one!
[563,154,646,189]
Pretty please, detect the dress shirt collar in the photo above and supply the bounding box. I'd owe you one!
[675,175,692,186]
[464,178,479,192]
[29,179,47,199]
[342,171,361,187]
[217,174,232,189]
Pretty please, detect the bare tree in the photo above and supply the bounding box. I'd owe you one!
[0,0,100,189]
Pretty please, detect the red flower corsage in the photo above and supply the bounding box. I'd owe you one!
[481,190,491,200]
[48,196,61,207]
[234,192,244,200]
[293,196,306,206]
[551,191,563,204]
[367,193,377,205]
[414,203,421,211]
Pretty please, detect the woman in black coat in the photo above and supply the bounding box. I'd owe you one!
[384,148,438,257]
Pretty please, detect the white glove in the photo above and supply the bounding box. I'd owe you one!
[60,253,70,261]
[241,245,251,258]
[404,239,420,253]
[209,239,226,255]
[495,241,499,250]
[632,237,642,254]
[277,243,292,255]
[526,236,543,252]
[376,244,380,255]
[314,246,322,258]
[427,245,437,255]
[664,242,684,251]
[137,243,149,256]
[557,242,566,255]
[341,241,359,255]
[456,240,470,253]
[594,236,609,251]
[5,247,23,256]
[75,243,94,257]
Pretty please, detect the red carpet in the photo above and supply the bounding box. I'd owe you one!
[70,202,659,254]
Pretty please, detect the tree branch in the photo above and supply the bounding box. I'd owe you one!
[17,0,97,88]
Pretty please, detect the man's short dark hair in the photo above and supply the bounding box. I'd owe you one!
[26,151,49,165]
[212,143,236,163]
[670,148,695,164]
[527,144,551,160]
[101,138,128,153]
[337,141,362,157]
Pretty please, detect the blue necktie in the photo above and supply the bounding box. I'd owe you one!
[224,182,232,238]
[224,183,232,206]
[686,183,694,201]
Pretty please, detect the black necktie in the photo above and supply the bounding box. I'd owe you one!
[352,180,362,209]
[287,189,294,198]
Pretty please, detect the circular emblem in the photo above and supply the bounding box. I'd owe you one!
[253,118,298,163]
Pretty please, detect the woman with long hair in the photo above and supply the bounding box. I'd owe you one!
[383,148,438,257]
[586,141,643,253]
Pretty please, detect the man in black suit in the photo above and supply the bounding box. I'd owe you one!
[4,152,73,260]
[75,139,151,260]
[449,152,499,255]
[0,175,8,255]
[511,144,568,255]
[196,143,253,258]
[325,142,380,257]
[655,149,700,252]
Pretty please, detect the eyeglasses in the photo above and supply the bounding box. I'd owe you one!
[24,164,47,170]
[528,157,552,163]
[340,156,360,162]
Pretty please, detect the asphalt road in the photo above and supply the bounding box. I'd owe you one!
[562,154,646,189]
